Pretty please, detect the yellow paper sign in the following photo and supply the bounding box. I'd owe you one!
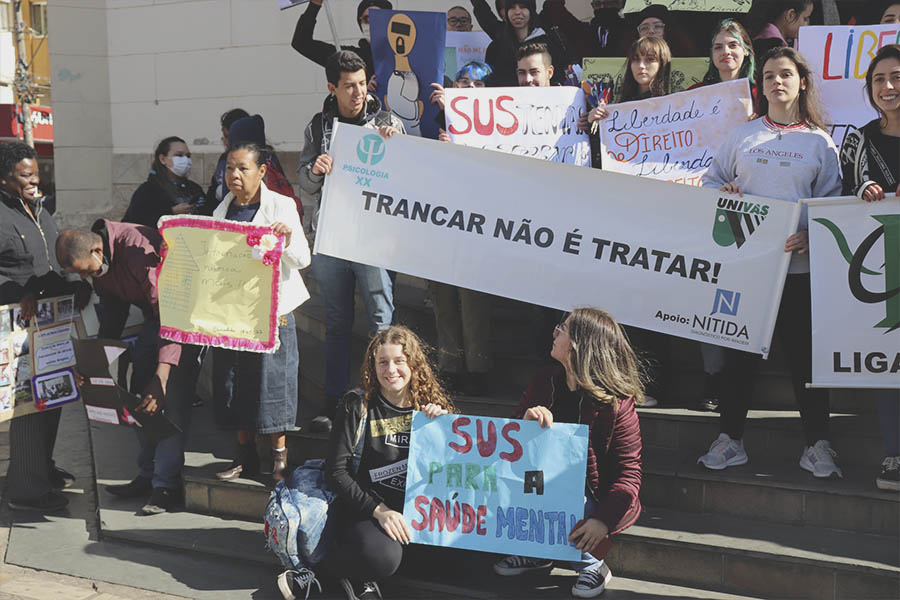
[582,57,710,99]
[157,216,282,352]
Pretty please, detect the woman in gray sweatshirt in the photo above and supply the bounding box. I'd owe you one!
[697,47,843,480]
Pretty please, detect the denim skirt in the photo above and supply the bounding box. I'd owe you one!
[217,313,299,434]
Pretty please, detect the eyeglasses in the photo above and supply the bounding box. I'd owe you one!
[553,322,569,336]
[637,22,666,35]
[448,17,471,26]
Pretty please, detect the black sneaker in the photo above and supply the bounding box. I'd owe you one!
[277,568,321,600]
[140,487,180,515]
[106,475,152,498]
[340,578,382,600]
[8,491,68,513]
[877,456,900,492]
[49,466,76,490]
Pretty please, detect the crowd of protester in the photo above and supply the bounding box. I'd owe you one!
[0,1,898,599]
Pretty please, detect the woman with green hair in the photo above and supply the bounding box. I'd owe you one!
[689,19,757,103]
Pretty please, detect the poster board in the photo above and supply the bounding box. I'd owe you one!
[444,86,591,166]
[316,122,799,356]
[371,9,446,138]
[157,215,283,353]
[598,79,753,186]
[798,24,900,147]
[0,295,82,422]
[806,196,900,389]
[403,412,588,561]
[445,30,492,76]
[625,0,751,12]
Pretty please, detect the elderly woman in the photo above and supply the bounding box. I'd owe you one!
[213,142,311,482]
[0,141,90,513]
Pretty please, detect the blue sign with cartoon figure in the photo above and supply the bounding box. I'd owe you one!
[370,10,446,139]
[403,412,588,561]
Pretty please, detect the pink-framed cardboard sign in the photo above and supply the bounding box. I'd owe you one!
[157,215,284,353]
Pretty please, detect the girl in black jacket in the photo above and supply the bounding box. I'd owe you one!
[122,136,206,228]
[484,0,571,87]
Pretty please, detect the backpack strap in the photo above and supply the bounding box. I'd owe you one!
[345,388,367,475]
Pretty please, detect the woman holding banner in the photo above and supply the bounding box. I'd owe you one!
[212,142,310,483]
[839,44,900,491]
[698,47,843,479]
[290,326,455,600]
[493,308,642,599]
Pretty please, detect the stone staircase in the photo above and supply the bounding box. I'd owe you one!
[93,273,898,599]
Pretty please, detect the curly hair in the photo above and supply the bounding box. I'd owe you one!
[0,141,38,180]
[359,326,456,413]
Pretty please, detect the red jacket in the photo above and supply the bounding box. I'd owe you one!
[91,219,181,366]
[515,364,642,536]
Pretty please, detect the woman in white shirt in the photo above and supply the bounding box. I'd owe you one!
[212,142,311,482]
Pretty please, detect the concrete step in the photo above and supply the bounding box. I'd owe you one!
[638,406,884,468]
[611,506,899,599]
[641,447,898,536]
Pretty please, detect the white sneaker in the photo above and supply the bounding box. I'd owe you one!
[697,433,748,470]
[493,555,553,576]
[572,561,612,598]
[277,569,321,600]
[800,440,843,479]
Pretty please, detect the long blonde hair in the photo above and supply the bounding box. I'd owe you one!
[360,325,456,413]
[565,308,644,409]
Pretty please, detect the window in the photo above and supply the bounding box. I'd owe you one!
[0,1,12,32]
[29,2,46,37]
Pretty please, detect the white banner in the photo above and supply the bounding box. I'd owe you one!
[807,196,900,388]
[316,123,801,355]
[599,79,752,187]
[799,24,900,147]
[444,86,591,166]
[445,31,491,74]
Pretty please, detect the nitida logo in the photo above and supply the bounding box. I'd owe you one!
[813,214,900,333]
[713,198,770,248]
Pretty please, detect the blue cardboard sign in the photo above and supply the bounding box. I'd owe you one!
[403,412,588,561]
[370,10,446,139]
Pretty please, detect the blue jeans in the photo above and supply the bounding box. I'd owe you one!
[131,319,202,490]
[568,495,603,573]
[311,254,393,406]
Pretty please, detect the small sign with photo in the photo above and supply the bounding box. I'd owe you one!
[32,368,80,411]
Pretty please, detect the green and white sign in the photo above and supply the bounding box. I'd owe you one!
[808,196,900,388]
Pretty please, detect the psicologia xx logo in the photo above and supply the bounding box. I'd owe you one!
[357,134,386,166]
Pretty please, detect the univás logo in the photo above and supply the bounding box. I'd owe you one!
[357,134,386,166]
[710,289,741,317]
[713,197,770,248]
[814,214,899,333]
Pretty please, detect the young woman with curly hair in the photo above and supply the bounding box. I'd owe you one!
[493,308,643,599]
[321,325,454,600]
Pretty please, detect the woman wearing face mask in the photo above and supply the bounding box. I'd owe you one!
[212,142,310,483]
[282,326,454,600]
[122,136,206,229]
[699,47,843,479]
[492,308,642,599]
[749,0,813,58]
[484,0,571,87]
[839,44,900,491]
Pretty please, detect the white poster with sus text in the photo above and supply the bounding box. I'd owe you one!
[444,86,591,166]
[316,123,801,356]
